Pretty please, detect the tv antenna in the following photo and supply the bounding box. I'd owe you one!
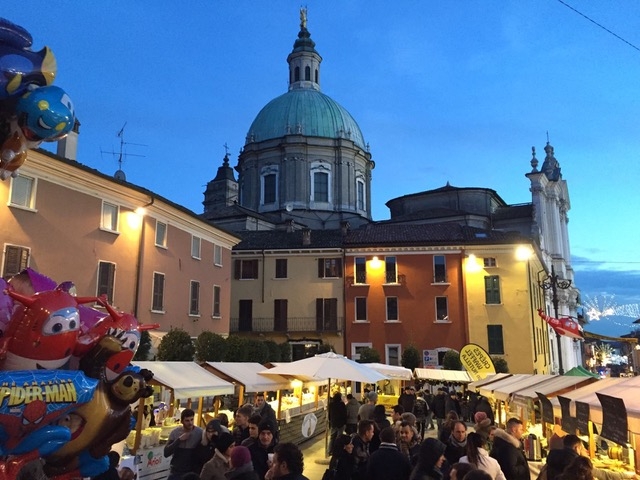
[100,122,147,180]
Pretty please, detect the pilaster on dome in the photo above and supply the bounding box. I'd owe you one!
[287,8,322,92]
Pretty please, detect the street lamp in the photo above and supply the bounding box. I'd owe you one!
[538,265,572,374]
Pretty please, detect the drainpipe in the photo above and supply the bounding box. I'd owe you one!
[134,196,154,318]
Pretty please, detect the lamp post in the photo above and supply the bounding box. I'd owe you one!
[539,265,572,374]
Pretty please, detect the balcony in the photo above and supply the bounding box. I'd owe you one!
[230,316,344,333]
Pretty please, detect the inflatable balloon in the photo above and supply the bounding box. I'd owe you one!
[16,85,74,142]
[0,17,56,100]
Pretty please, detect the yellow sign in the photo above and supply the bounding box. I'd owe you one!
[460,344,496,381]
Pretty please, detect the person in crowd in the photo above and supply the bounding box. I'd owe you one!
[410,437,447,480]
[248,421,277,480]
[444,421,468,468]
[370,404,391,453]
[449,462,477,480]
[227,445,260,480]
[424,391,436,430]
[473,412,493,443]
[194,419,223,473]
[464,472,493,480]
[399,385,416,416]
[558,456,594,480]
[438,411,460,443]
[255,393,279,439]
[233,405,254,446]
[413,391,429,440]
[242,414,264,448]
[474,397,494,425]
[489,418,530,480]
[542,434,581,480]
[118,467,136,480]
[432,389,447,431]
[367,426,412,480]
[392,404,405,425]
[397,420,421,466]
[345,393,360,435]
[358,391,378,421]
[91,451,120,480]
[402,412,418,429]
[200,432,235,480]
[466,392,479,423]
[328,392,347,455]
[445,391,461,417]
[329,433,356,480]
[216,412,231,433]
[265,442,309,480]
[163,408,203,480]
[352,419,375,480]
[459,432,506,480]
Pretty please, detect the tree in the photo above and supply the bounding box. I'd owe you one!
[278,342,292,362]
[442,350,462,370]
[224,335,249,362]
[357,347,380,363]
[264,340,281,362]
[246,338,269,363]
[194,331,227,362]
[492,357,509,373]
[401,344,421,371]
[317,343,333,354]
[157,327,195,361]
[134,329,152,360]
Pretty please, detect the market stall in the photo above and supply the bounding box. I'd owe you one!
[467,372,512,391]
[414,368,473,387]
[126,361,235,480]
[364,363,413,409]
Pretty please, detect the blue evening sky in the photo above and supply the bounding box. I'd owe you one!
[5,2,640,336]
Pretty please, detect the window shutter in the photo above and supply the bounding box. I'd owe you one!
[234,259,241,280]
[318,259,324,278]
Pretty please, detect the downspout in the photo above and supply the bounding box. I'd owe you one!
[460,249,470,345]
[261,249,265,304]
[134,196,154,318]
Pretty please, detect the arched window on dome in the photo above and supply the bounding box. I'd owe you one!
[310,162,331,205]
[305,66,311,81]
[294,67,300,82]
[260,165,279,207]
[315,69,319,84]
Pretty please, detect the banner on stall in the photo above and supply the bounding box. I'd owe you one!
[536,392,555,425]
[460,344,496,381]
[557,396,577,434]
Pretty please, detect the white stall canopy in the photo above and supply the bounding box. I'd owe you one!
[366,363,413,380]
[468,373,512,391]
[132,361,234,399]
[205,362,292,392]
[478,374,534,398]
[550,377,622,417]
[492,375,555,402]
[414,368,472,383]
[511,375,597,407]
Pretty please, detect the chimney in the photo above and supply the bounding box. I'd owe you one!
[285,219,295,233]
[340,221,350,236]
[56,118,80,161]
[302,228,311,246]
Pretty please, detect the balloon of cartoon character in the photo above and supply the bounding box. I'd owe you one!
[0,17,75,179]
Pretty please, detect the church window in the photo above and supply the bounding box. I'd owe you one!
[263,173,276,204]
[305,66,311,81]
[294,66,300,82]
[356,180,365,211]
[315,69,319,83]
[313,172,328,202]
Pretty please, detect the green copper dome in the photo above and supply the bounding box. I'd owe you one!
[246,89,367,150]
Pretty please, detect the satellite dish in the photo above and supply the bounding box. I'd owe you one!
[114,169,126,181]
[285,203,293,212]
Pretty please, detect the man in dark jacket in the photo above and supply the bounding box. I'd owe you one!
[328,392,347,455]
[489,418,530,480]
[366,427,411,480]
[255,392,279,438]
[163,408,203,480]
[249,421,277,480]
[267,442,309,480]
[432,388,447,430]
[398,385,416,415]
[351,419,375,480]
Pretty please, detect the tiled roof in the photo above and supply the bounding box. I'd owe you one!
[234,229,346,250]
[493,204,533,220]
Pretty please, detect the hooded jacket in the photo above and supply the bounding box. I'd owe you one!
[489,429,530,480]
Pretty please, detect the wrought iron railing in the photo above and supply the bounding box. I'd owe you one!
[230,316,344,333]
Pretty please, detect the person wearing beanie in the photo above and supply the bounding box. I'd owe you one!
[228,445,259,480]
[200,432,235,480]
[248,421,276,480]
[195,419,223,472]
[410,437,447,480]
[474,412,493,444]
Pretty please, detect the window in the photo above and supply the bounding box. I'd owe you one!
[9,175,36,209]
[239,299,253,332]
[97,261,115,304]
[2,245,29,278]
[152,272,165,312]
[191,236,201,259]
[435,296,449,322]
[316,298,338,331]
[189,280,200,316]
[318,258,342,278]
[212,285,221,318]
[234,259,259,280]
[214,245,222,266]
[434,255,447,283]
[305,65,311,81]
[355,297,367,322]
[313,172,329,202]
[294,66,300,82]
[275,258,288,279]
[261,172,277,205]
[101,202,119,232]
[354,257,366,284]
[274,299,287,332]
[484,257,497,267]
[386,296,398,321]
[485,275,501,304]
[356,180,365,211]
[386,345,401,366]
[385,256,397,283]
[155,221,167,247]
[352,343,373,361]
[487,325,505,354]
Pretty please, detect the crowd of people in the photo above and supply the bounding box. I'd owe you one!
[98,385,614,480]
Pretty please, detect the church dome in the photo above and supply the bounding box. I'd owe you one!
[246,89,367,150]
